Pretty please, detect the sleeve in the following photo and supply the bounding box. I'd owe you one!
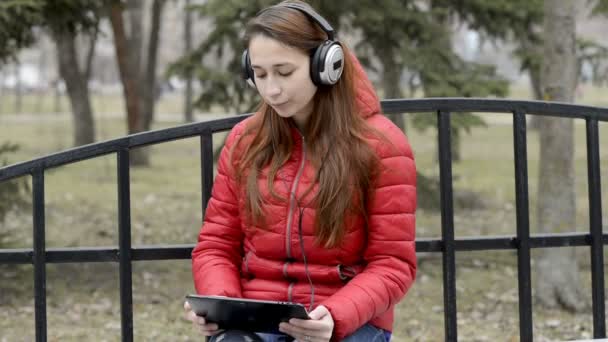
[320,124,417,341]
[191,123,246,298]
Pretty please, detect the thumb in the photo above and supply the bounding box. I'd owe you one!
[308,305,329,320]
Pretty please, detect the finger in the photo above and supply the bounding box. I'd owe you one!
[196,323,221,336]
[185,309,197,322]
[198,325,216,336]
[184,301,191,310]
[293,334,322,342]
[184,304,200,321]
[280,323,320,339]
[307,305,329,320]
[287,318,327,331]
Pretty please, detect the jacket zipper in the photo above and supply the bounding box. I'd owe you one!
[244,251,251,275]
[285,134,306,259]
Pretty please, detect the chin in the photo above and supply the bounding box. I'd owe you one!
[272,106,294,118]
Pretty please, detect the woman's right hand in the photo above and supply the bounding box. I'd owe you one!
[184,301,224,337]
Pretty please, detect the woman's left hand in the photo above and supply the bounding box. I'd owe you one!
[279,305,334,342]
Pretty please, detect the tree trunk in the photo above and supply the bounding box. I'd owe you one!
[14,61,22,114]
[53,29,96,146]
[380,52,405,132]
[127,0,143,77]
[127,0,145,128]
[535,0,586,312]
[528,65,543,130]
[108,0,148,166]
[523,33,544,130]
[0,72,4,113]
[84,23,99,81]
[184,0,194,123]
[53,78,62,114]
[141,0,165,131]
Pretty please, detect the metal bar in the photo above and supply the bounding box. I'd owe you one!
[380,98,608,121]
[46,248,119,263]
[132,245,194,260]
[117,149,133,342]
[415,233,592,252]
[3,234,601,265]
[512,111,533,340]
[200,130,214,217]
[586,117,605,338]
[0,249,33,263]
[452,236,515,250]
[32,170,47,342]
[438,110,457,341]
[0,246,195,264]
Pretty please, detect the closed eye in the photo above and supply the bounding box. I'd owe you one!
[254,70,293,79]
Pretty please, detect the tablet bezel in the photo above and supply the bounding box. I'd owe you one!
[186,294,310,333]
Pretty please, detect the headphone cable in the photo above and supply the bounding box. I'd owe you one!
[297,205,315,312]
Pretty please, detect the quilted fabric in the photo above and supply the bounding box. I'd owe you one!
[192,54,417,341]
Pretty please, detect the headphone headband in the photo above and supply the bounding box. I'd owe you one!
[282,3,335,41]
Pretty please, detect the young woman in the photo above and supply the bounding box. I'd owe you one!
[184,1,417,341]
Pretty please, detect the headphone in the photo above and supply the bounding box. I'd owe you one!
[241,2,345,88]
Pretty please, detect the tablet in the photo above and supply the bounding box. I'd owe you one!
[185,294,310,333]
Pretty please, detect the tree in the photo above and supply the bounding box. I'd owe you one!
[183,0,194,123]
[535,0,586,312]
[409,0,509,161]
[592,0,608,15]
[168,0,270,115]
[140,0,165,132]
[106,0,166,166]
[0,0,102,146]
[107,0,146,165]
[0,0,40,64]
[46,0,101,146]
[50,10,99,146]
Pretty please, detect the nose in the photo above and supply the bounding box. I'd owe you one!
[263,78,282,98]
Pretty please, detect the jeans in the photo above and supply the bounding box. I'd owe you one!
[209,323,388,342]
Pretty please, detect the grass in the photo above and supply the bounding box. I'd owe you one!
[1,84,608,340]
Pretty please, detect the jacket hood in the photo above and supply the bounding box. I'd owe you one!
[349,53,381,119]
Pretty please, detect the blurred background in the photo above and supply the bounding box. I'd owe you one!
[1,0,607,341]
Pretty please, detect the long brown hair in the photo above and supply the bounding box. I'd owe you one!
[233,0,380,248]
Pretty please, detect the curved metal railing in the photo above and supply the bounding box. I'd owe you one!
[0,98,606,341]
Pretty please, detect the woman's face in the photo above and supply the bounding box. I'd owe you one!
[249,35,318,129]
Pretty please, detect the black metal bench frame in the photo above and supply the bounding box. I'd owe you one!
[0,98,606,341]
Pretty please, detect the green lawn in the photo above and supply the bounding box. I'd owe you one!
[1,85,607,340]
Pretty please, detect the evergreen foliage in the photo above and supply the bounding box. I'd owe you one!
[0,0,101,65]
[0,143,29,247]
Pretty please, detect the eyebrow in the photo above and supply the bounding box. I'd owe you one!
[251,63,294,69]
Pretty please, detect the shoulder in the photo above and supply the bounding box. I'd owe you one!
[225,114,258,149]
[364,114,414,161]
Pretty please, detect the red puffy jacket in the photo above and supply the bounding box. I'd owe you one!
[192,56,417,341]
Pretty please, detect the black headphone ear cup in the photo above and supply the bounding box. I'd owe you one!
[241,50,256,88]
[310,45,324,86]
